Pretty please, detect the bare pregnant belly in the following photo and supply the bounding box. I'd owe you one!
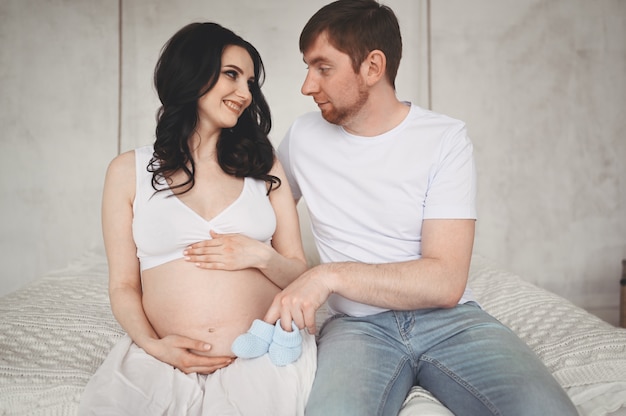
[141,258,280,357]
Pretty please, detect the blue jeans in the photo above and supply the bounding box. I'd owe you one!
[305,302,577,416]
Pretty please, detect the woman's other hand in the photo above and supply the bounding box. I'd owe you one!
[144,334,235,374]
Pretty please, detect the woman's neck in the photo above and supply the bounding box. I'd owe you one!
[188,128,221,163]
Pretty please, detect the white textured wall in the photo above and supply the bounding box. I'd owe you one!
[429,0,626,324]
[0,0,118,296]
[1,0,624,325]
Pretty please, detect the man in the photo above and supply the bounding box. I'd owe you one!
[264,1,578,415]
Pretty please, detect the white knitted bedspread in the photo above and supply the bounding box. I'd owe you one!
[0,252,625,415]
[0,252,123,415]
[467,256,626,389]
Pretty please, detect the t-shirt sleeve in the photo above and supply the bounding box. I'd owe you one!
[423,123,477,220]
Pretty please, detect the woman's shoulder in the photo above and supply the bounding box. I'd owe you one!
[108,145,153,173]
[103,150,138,202]
[268,156,286,177]
[107,150,135,175]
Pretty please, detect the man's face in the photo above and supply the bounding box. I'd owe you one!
[301,32,369,127]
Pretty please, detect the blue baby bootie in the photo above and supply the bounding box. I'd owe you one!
[231,319,275,358]
[268,319,302,366]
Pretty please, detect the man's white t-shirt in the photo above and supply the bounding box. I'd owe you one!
[278,103,477,317]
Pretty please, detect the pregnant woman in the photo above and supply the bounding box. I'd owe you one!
[78,22,315,416]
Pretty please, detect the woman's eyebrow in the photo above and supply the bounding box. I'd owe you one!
[223,64,244,74]
[223,64,255,82]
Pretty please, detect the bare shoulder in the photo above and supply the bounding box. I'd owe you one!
[268,157,290,192]
[267,157,296,203]
[107,150,135,177]
[269,157,287,178]
[103,150,136,197]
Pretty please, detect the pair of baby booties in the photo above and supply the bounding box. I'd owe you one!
[231,319,302,366]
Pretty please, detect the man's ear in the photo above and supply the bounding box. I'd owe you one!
[362,50,386,86]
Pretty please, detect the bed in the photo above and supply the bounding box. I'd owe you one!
[1,250,625,415]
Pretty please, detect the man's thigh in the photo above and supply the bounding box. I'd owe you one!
[305,314,415,416]
[415,304,577,416]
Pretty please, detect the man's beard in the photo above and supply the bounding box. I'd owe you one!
[321,86,369,126]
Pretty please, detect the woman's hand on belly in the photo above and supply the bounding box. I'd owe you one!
[183,231,308,290]
[143,333,235,375]
[183,230,270,271]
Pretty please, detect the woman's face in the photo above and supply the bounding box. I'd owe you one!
[197,45,255,132]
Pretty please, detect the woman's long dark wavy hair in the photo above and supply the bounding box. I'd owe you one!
[149,22,280,195]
